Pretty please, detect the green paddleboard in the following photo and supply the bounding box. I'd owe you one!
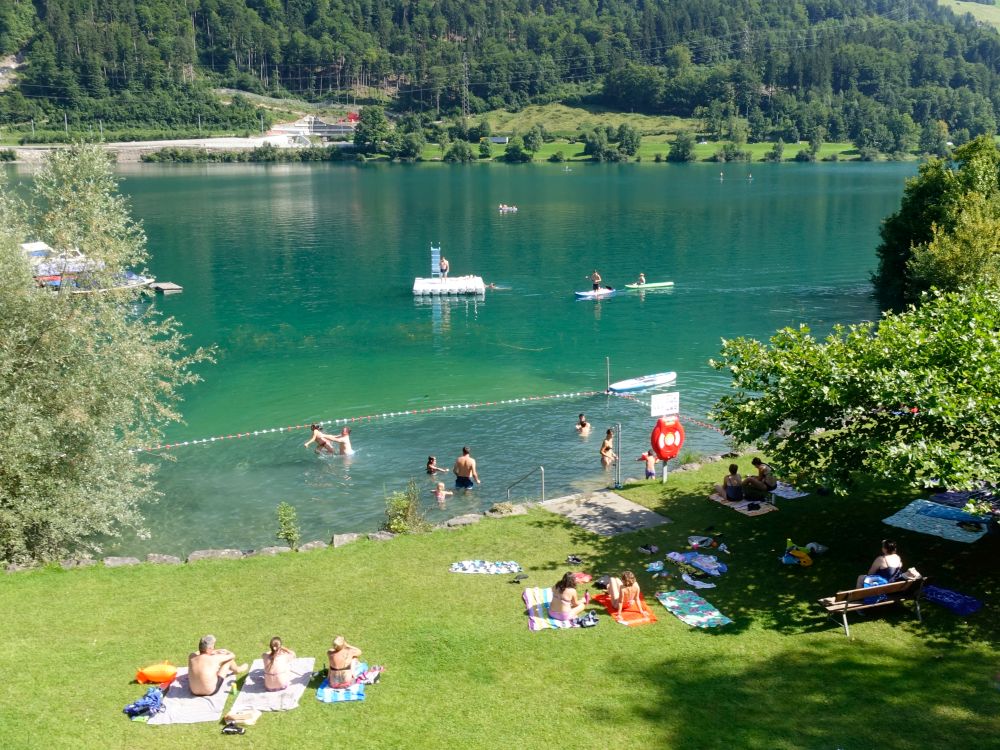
[625,281,674,290]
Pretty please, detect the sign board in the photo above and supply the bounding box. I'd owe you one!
[650,391,679,417]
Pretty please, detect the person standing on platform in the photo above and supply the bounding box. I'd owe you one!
[440,256,450,278]
[589,269,602,290]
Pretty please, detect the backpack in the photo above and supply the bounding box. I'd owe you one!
[123,687,165,717]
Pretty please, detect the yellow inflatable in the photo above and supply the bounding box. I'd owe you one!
[136,662,177,684]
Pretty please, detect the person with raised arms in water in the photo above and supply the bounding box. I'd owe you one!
[453,446,481,489]
[600,428,618,468]
[330,426,354,456]
[188,635,247,697]
[304,424,337,455]
[426,455,449,475]
[576,413,592,435]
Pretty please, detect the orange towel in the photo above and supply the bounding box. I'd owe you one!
[593,593,658,626]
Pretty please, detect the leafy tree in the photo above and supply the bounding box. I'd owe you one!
[353,106,390,154]
[0,146,209,563]
[582,128,609,158]
[444,141,475,162]
[710,288,1000,494]
[616,124,641,156]
[398,132,425,160]
[668,132,696,162]
[548,150,565,162]
[478,140,492,160]
[501,138,533,163]
[764,139,785,162]
[919,120,950,157]
[523,126,543,153]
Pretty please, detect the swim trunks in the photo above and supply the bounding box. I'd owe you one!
[645,470,655,479]
[455,475,474,489]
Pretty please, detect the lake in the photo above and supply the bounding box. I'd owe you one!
[70,161,913,555]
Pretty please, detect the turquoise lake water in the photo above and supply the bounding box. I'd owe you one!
[32,161,916,555]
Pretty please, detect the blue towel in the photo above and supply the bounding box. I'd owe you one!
[916,503,988,523]
[316,680,365,703]
[924,585,983,616]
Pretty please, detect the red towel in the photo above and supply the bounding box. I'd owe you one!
[593,593,658,626]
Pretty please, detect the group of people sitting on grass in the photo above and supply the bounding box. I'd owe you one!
[187,633,364,696]
[715,457,778,503]
[549,570,649,623]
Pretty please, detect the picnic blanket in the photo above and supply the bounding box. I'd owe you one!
[523,587,578,630]
[655,590,733,628]
[709,493,778,516]
[771,482,809,499]
[593,593,657,626]
[930,488,1000,512]
[883,499,990,543]
[146,668,234,725]
[450,560,522,574]
[228,657,315,713]
[667,551,728,577]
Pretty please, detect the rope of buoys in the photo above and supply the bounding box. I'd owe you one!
[607,390,727,435]
[132,389,606,454]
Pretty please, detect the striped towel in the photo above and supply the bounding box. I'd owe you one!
[593,593,657,626]
[655,590,732,628]
[316,680,366,703]
[772,482,808,499]
[523,587,579,630]
[450,560,522,574]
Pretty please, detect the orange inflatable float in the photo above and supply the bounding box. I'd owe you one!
[136,661,177,685]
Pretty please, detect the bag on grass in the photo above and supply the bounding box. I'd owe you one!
[862,575,889,604]
[124,687,164,717]
[575,611,599,628]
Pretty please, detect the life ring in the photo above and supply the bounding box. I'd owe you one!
[650,417,685,461]
[136,662,178,685]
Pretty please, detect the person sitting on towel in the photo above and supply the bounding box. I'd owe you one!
[607,570,648,622]
[327,636,362,687]
[856,539,903,588]
[188,634,248,696]
[548,572,589,621]
[262,636,296,692]
[743,457,777,496]
[715,463,744,502]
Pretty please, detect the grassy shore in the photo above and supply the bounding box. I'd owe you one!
[3,458,998,750]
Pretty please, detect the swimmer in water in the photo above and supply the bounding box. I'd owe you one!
[427,456,449,475]
[432,481,453,507]
[600,428,618,468]
[330,427,355,456]
[576,413,592,435]
[304,424,337,455]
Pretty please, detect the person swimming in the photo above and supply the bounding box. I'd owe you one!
[331,427,354,456]
[304,424,336,455]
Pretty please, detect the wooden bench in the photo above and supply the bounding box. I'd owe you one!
[818,577,926,637]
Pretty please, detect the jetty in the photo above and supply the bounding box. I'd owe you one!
[413,244,485,296]
[149,281,183,294]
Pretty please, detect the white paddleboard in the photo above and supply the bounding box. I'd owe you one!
[608,371,677,392]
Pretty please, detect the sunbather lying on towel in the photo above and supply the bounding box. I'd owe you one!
[188,634,248,696]
[327,636,362,688]
[606,570,648,622]
[262,636,296,691]
[548,572,590,622]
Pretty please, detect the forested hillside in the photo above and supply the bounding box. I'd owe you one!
[3,0,1000,148]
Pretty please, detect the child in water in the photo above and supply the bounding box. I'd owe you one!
[433,482,453,507]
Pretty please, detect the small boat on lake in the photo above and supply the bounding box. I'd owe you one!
[498,204,518,213]
[575,287,616,300]
[608,371,677,392]
[20,241,154,293]
[625,280,675,290]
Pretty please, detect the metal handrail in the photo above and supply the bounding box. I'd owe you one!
[506,465,545,502]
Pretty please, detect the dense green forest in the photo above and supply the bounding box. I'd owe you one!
[3,0,1000,148]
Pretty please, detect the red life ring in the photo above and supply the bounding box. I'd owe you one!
[650,417,685,461]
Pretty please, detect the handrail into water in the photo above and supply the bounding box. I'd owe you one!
[506,465,545,502]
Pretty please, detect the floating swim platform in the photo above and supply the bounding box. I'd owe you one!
[575,288,616,300]
[608,371,677,392]
[625,281,674,290]
[413,275,486,296]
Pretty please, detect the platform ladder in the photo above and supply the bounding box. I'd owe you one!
[430,244,441,278]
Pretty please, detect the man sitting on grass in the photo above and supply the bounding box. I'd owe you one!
[188,635,247,696]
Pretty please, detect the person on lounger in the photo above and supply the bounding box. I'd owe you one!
[743,457,777,496]
[856,540,903,588]
[548,572,589,621]
[327,636,362,687]
[607,570,648,622]
[715,463,744,502]
[188,635,247,696]
[262,636,296,692]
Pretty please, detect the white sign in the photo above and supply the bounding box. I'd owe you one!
[650,391,679,417]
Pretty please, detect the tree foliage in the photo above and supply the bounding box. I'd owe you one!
[353,106,390,154]
[709,289,1000,494]
[0,145,209,563]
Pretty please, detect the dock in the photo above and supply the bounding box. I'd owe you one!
[413,275,486,296]
[149,281,183,294]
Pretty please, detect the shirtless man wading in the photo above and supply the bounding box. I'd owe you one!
[453,446,481,489]
[188,635,247,696]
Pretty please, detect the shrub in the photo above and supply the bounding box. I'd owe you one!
[381,481,430,534]
[0,149,15,162]
[548,150,566,162]
[275,502,301,550]
[712,143,752,162]
[794,149,816,162]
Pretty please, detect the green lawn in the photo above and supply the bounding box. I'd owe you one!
[3,459,998,749]
[938,0,1000,29]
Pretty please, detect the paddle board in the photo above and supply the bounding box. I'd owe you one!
[625,281,675,290]
[575,288,616,300]
[608,371,677,392]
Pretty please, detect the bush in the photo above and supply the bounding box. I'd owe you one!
[0,149,15,162]
[712,143,751,162]
[381,481,430,534]
[794,149,816,162]
[444,141,476,163]
[548,150,565,162]
[654,153,664,162]
[275,502,301,550]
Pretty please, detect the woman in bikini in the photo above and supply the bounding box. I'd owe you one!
[743,457,777,495]
[548,572,589,621]
[327,636,362,687]
[262,636,295,692]
[715,463,744,503]
[304,424,337,454]
[607,571,648,622]
[600,429,617,468]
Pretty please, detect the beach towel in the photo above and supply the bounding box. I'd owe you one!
[523,587,579,630]
[593,593,658,626]
[228,657,315,713]
[655,590,733,628]
[924,586,984,616]
[915,503,989,523]
[930,488,1000,511]
[450,560,522,575]
[709,493,778,516]
[771,482,809,499]
[316,680,365,703]
[667,551,728,577]
[682,572,715,589]
[146,668,234,725]
[883,499,989,543]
